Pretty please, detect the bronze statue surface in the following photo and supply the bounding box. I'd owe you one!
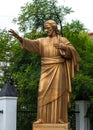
[9,20,80,124]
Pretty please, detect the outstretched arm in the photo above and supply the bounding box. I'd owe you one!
[8,29,23,43]
[9,29,40,54]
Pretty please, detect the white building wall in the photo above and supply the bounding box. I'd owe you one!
[0,97,17,130]
[75,100,90,130]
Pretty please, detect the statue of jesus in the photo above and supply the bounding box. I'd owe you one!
[9,20,80,124]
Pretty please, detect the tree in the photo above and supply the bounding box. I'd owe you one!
[63,20,93,92]
[63,20,93,129]
[0,28,41,129]
[0,29,11,87]
[13,0,73,35]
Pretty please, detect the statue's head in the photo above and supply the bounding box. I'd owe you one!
[44,20,59,35]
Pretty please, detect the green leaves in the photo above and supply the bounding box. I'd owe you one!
[13,0,73,33]
[72,73,93,100]
[63,20,93,100]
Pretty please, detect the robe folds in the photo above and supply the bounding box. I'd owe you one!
[21,35,80,123]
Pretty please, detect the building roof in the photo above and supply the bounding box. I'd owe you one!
[0,82,17,97]
[88,32,93,37]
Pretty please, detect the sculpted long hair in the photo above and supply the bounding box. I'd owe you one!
[44,20,60,35]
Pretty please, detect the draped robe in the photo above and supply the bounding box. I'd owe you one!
[21,35,80,123]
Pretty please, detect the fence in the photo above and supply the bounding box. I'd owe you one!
[17,109,37,130]
[17,109,77,130]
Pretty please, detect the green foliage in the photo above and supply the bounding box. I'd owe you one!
[63,21,93,76]
[63,20,86,41]
[63,20,93,129]
[72,73,93,100]
[13,0,73,33]
[63,20,93,98]
[0,29,41,129]
[0,29,11,86]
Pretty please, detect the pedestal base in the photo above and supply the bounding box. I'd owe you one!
[33,123,71,130]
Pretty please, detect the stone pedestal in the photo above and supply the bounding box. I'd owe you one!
[33,123,71,130]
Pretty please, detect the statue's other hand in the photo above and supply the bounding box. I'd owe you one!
[54,43,66,50]
[53,43,60,49]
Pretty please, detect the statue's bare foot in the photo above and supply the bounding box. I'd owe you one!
[34,119,43,124]
[58,119,65,124]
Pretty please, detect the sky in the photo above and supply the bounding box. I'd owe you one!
[0,0,93,32]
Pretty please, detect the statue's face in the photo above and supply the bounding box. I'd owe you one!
[44,24,54,37]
